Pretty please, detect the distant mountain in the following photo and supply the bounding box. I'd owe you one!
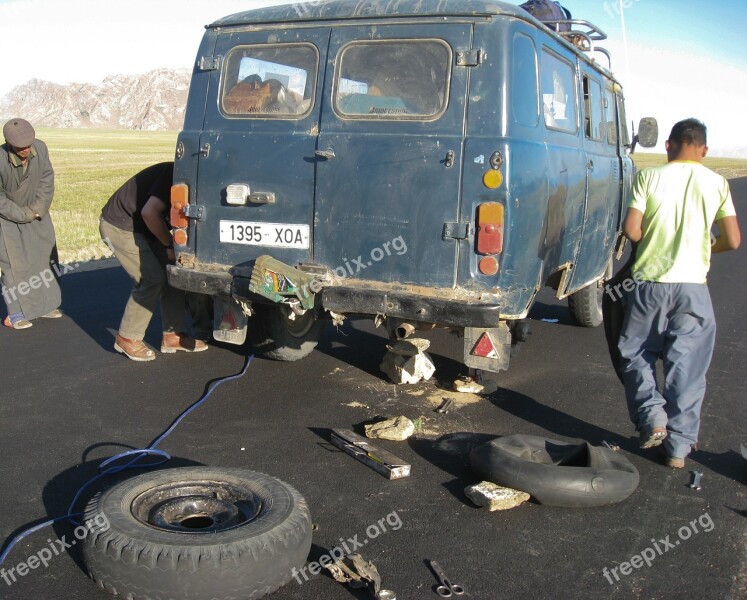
[0,68,190,131]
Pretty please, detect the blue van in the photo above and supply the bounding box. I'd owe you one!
[167,0,657,373]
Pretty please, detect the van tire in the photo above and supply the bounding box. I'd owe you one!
[250,304,325,361]
[568,260,613,328]
[81,467,312,600]
[568,281,604,327]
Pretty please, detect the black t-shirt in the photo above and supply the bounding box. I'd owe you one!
[101,162,174,236]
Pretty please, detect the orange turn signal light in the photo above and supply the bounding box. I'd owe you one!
[482,169,504,189]
[173,228,188,246]
[170,184,189,229]
[479,256,500,275]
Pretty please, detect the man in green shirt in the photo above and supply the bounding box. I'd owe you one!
[619,118,741,468]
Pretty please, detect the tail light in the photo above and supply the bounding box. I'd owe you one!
[475,202,504,276]
[170,184,189,229]
[476,202,504,255]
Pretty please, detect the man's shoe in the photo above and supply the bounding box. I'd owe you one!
[161,332,208,354]
[3,315,32,329]
[41,309,63,318]
[114,335,156,362]
[640,427,667,449]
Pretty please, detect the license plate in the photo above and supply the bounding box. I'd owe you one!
[219,221,309,249]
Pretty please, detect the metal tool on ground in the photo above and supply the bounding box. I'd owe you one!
[429,560,465,597]
[689,470,703,491]
[435,398,454,414]
[331,429,411,479]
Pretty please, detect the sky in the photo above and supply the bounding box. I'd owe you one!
[0,0,745,156]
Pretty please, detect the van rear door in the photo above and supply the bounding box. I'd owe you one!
[194,28,328,267]
[314,24,472,288]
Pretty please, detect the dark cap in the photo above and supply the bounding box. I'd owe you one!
[3,118,35,148]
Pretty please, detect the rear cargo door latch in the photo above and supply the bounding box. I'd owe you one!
[198,55,222,71]
[443,222,470,240]
[456,49,483,67]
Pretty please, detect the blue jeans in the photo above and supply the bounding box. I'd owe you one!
[618,282,716,458]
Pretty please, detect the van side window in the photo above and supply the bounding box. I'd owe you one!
[540,49,577,133]
[334,40,451,120]
[221,44,318,118]
[582,75,603,140]
[604,86,618,145]
[512,33,539,127]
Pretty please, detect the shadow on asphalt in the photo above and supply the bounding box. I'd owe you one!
[0,453,205,577]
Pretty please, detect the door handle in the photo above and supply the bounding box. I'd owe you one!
[315,148,336,160]
[587,159,594,172]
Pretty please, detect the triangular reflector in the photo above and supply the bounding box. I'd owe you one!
[472,332,498,358]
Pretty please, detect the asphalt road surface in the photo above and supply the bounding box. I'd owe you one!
[0,179,744,600]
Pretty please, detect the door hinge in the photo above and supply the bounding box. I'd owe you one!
[443,222,470,240]
[456,49,483,67]
[198,55,222,71]
[183,204,205,220]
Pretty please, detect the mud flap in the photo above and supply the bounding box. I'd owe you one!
[213,297,248,345]
[464,323,511,373]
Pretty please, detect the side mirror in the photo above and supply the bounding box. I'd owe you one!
[631,117,658,153]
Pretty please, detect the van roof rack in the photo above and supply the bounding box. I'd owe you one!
[545,19,613,71]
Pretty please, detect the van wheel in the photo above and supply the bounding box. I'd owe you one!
[568,281,604,327]
[250,304,326,361]
[568,261,613,328]
[81,467,312,600]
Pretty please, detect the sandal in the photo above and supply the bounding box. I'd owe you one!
[639,427,667,449]
[3,315,33,329]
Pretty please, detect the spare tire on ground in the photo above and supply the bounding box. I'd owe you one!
[82,467,312,600]
[470,434,639,508]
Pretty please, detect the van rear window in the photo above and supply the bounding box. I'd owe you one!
[221,44,318,118]
[334,40,451,120]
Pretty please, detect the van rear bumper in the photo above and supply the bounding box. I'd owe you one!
[168,266,501,329]
[321,287,501,329]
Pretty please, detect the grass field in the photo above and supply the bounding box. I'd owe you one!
[36,128,747,264]
[41,128,177,263]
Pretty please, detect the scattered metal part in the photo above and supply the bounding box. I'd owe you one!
[429,560,465,597]
[602,441,620,452]
[377,590,397,600]
[689,470,703,491]
[330,429,411,479]
[435,398,454,414]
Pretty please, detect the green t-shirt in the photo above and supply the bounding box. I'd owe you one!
[629,161,736,283]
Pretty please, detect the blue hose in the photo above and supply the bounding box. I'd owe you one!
[0,354,253,566]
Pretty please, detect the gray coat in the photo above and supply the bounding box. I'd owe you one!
[0,140,61,320]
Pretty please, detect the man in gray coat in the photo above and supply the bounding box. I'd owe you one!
[0,118,62,329]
